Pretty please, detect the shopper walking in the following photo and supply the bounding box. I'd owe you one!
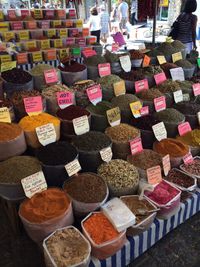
[118,0,129,34]
[131,0,138,25]
[175,0,197,53]
[110,3,119,33]
[100,5,111,43]
[89,7,101,43]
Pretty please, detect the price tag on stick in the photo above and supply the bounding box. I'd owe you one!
[100,147,113,163]
[183,152,194,165]
[106,107,121,127]
[44,69,58,84]
[0,107,11,123]
[130,101,142,118]
[65,159,81,177]
[21,171,47,198]
[130,137,143,155]
[178,122,192,136]
[36,123,57,146]
[162,154,171,176]
[120,55,131,72]
[170,67,185,81]
[157,55,166,65]
[173,90,183,103]
[113,80,126,96]
[140,106,149,116]
[24,96,43,116]
[86,84,102,105]
[192,83,200,96]
[98,63,111,77]
[73,115,90,135]
[135,79,149,93]
[152,122,167,141]
[154,96,166,112]
[154,72,167,85]
[57,91,73,109]
[147,166,162,185]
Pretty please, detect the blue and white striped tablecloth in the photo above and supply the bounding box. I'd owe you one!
[89,189,200,267]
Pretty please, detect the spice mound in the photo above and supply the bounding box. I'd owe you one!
[0,123,22,142]
[131,115,160,131]
[171,40,185,49]
[174,102,200,115]
[97,74,122,91]
[0,156,41,184]
[111,94,139,111]
[36,141,77,166]
[157,42,179,55]
[177,129,200,147]
[98,159,139,193]
[19,188,70,223]
[127,149,162,170]
[121,196,155,224]
[175,59,193,68]
[154,108,185,123]
[145,180,179,205]
[160,63,178,78]
[30,64,56,76]
[154,138,189,157]
[136,89,163,101]
[105,123,140,142]
[19,113,60,131]
[64,173,107,203]
[87,101,114,116]
[58,61,86,72]
[181,158,200,176]
[73,131,111,151]
[45,227,90,267]
[118,70,145,81]
[83,212,120,245]
[56,105,90,121]
[165,169,195,188]
[84,55,107,66]
[155,80,181,93]
[1,68,32,84]
[129,49,144,60]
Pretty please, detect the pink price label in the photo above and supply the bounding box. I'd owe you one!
[57,91,73,109]
[21,10,30,17]
[192,83,200,96]
[154,96,166,112]
[135,79,149,93]
[69,9,76,18]
[183,152,194,165]
[140,106,149,116]
[82,49,97,58]
[112,43,119,52]
[178,122,192,136]
[24,96,43,114]
[86,84,102,104]
[130,137,143,155]
[98,63,111,77]
[154,72,167,85]
[44,69,58,84]
[66,38,75,45]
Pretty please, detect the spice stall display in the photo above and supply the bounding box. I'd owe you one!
[0,122,27,161]
[118,69,145,93]
[1,68,33,97]
[72,131,112,172]
[63,173,108,217]
[58,61,87,86]
[81,212,126,259]
[43,226,91,267]
[42,84,75,115]
[0,156,41,200]
[19,188,73,243]
[154,108,185,137]
[56,105,91,138]
[87,101,114,132]
[153,138,189,167]
[127,149,162,179]
[104,50,128,74]
[30,64,61,91]
[11,90,45,120]
[19,112,60,148]
[36,141,78,187]
[176,129,200,156]
[105,123,140,159]
[98,159,139,197]
[84,55,107,80]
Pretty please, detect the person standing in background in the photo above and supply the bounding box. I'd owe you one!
[176,0,197,53]
[100,5,111,43]
[118,0,129,34]
[110,3,119,33]
[89,7,101,43]
[131,0,138,25]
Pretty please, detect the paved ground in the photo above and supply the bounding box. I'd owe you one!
[0,200,199,267]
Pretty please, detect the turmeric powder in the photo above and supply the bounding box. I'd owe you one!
[19,112,60,131]
[154,138,189,157]
[19,188,70,223]
[0,122,22,141]
[83,212,120,245]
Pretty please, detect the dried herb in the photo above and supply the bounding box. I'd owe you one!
[154,108,184,123]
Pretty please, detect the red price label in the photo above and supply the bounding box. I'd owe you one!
[140,106,149,116]
[24,96,43,116]
[192,83,200,96]
[44,69,58,84]
[57,91,73,109]
[154,96,166,112]
[178,122,192,136]
[98,63,111,77]
[154,72,167,85]
[130,137,143,155]
[135,79,149,93]
[86,84,102,105]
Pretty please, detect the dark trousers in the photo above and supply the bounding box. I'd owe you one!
[91,30,101,43]
[131,12,137,25]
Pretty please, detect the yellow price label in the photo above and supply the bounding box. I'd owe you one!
[58,29,68,38]
[32,52,43,62]
[0,10,4,20]
[47,29,56,38]
[157,55,167,65]
[113,80,126,96]
[0,107,11,123]
[53,39,63,48]
[3,32,15,42]
[106,107,121,127]
[59,48,69,60]
[172,52,182,63]
[130,101,142,118]
[76,19,83,28]
[34,9,43,19]
[1,61,16,72]
[40,40,50,50]
[0,55,12,63]
[26,41,37,50]
[52,20,62,27]
[18,31,30,41]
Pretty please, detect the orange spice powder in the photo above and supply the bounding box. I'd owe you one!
[19,188,70,223]
[83,212,120,245]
